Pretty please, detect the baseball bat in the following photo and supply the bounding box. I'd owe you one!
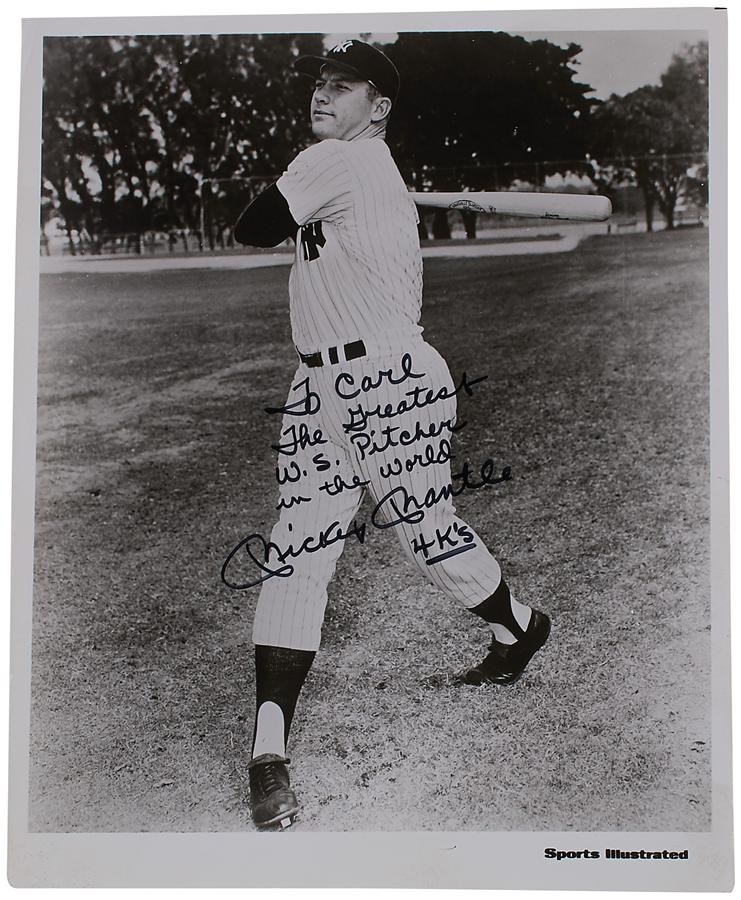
[409,191,612,222]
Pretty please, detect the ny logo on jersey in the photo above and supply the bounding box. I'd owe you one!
[331,40,355,53]
[300,222,326,261]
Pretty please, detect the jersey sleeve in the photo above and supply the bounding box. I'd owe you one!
[276,140,353,227]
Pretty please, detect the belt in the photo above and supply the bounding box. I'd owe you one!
[298,339,367,368]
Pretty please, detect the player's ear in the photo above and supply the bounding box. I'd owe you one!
[370,96,392,122]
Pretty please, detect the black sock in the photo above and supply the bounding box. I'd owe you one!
[251,644,316,754]
[469,579,528,640]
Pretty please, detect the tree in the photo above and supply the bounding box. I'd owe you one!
[41,33,324,250]
[381,32,597,237]
[589,41,708,231]
[42,36,171,251]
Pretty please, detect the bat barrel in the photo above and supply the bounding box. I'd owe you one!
[409,191,612,222]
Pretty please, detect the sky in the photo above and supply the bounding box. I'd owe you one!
[509,30,707,99]
[325,29,708,100]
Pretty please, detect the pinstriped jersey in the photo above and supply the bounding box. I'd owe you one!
[276,137,423,354]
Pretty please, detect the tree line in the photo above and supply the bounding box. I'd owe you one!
[41,32,708,252]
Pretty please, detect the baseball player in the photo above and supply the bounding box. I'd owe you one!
[233,39,550,830]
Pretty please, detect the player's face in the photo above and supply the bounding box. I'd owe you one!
[310,66,377,141]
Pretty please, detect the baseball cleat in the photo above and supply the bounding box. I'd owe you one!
[463,610,551,686]
[247,753,300,829]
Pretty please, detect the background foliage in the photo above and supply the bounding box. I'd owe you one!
[41,33,709,250]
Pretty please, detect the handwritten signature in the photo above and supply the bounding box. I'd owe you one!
[221,519,367,590]
[221,458,511,589]
[370,460,511,529]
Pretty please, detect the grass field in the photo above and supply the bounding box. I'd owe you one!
[29,228,711,832]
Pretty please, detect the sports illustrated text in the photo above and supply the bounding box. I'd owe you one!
[221,351,512,589]
[544,847,690,861]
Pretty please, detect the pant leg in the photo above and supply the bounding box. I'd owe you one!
[329,342,503,608]
[252,366,366,651]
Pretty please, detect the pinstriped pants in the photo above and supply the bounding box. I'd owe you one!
[252,340,503,651]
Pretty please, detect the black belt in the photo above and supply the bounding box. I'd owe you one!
[298,339,367,368]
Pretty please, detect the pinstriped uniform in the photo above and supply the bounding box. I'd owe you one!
[252,137,502,651]
[277,139,423,354]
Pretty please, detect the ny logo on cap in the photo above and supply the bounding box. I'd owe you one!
[330,40,355,54]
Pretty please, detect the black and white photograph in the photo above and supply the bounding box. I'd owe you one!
[7,6,731,890]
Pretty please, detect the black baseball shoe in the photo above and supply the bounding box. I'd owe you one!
[463,610,551,686]
[247,753,300,829]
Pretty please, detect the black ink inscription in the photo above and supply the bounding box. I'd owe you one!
[425,545,475,565]
[272,423,327,456]
[319,472,370,496]
[371,460,512,529]
[341,371,487,434]
[277,495,311,510]
[412,522,475,565]
[222,359,507,591]
[265,376,321,417]
[312,452,331,472]
[221,519,367,589]
[350,419,465,462]
[334,353,426,400]
[276,462,301,484]
[378,439,454,478]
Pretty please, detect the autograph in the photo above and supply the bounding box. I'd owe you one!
[370,460,512,530]
[221,519,367,590]
[222,458,511,589]
[221,354,510,591]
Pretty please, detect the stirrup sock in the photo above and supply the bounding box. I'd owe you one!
[251,644,315,757]
[470,579,532,645]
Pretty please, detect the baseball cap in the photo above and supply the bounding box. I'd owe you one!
[294,39,400,102]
